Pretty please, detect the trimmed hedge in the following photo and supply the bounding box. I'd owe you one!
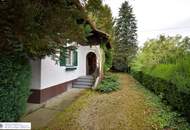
[0,55,31,121]
[132,71,190,121]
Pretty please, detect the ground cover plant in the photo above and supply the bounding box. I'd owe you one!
[135,81,190,130]
[96,73,120,93]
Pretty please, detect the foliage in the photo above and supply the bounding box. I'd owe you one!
[146,57,190,89]
[131,35,190,125]
[113,1,138,72]
[132,71,190,122]
[131,36,190,110]
[86,0,114,35]
[96,73,120,93]
[132,35,190,71]
[146,64,176,80]
[138,83,190,130]
[101,43,113,72]
[104,49,113,72]
[0,0,89,58]
[0,54,31,121]
[172,55,190,88]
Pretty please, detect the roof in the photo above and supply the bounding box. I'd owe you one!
[73,0,111,49]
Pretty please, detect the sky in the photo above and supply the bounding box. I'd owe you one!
[103,0,190,46]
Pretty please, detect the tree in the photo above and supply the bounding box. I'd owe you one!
[0,0,88,58]
[132,35,190,72]
[113,1,138,72]
[86,0,114,35]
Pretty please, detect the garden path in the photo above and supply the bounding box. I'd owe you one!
[41,74,156,130]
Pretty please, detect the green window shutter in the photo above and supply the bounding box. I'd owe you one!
[60,48,66,66]
[73,50,78,66]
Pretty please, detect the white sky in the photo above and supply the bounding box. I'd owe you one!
[103,0,190,46]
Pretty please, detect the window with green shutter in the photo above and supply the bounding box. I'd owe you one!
[60,48,66,66]
[60,47,78,70]
[73,50,78,66]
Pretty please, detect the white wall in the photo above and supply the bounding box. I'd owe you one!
[30,59,41,89]
[39,45,100,89]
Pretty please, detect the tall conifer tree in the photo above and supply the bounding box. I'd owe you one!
[113,1,138,72]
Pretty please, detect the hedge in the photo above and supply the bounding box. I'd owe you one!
[0,55,31,121]
[132,71,190,121]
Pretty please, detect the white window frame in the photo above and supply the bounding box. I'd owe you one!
[66,49,73,66]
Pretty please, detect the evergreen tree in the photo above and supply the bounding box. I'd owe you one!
[86,0,114,35]
[113,1,138,72]
[0,0,88,58]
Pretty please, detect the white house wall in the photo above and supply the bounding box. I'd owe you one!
[30,59,41,89]
[40,45,100,90]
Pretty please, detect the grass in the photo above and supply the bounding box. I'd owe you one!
[38,73,190,130]
[134,81,190,130]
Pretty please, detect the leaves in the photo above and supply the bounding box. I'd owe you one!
[0,54,31,121]
[0,0,87,58]
[132,35,190,72]
[84,24,93,37]
[96,73,120,93]
[113,1,138,72]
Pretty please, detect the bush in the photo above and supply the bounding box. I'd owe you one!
[147,64,176,80]
[0,54,31,121]
[104,49,113,72]
[96,74,120,93]
[132,71,190,121]
[172,56,190,89]
[101,43,113,72]
[144,59,190,90]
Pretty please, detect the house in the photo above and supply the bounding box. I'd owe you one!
[28,20,111,103]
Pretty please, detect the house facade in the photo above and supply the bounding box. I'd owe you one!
[28,44,106,103]
[27,1,111,103]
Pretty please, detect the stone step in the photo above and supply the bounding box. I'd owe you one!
[79,76,94,80]
[72,76,95,88]
[76,78,94,83]
[73,81,93,86]
[72,84,92,88]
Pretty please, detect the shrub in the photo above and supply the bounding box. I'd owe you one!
[172,56,190,89]
[147,64,176,80]
[96,74,120,93]
[144,60,190,90]
[104,49,113,72]
[101,43,113,72]
[0,54,31,121]
[132,71,190,121]
[139,84,190,129]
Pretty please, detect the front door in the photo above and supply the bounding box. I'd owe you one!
[86,52,97,75]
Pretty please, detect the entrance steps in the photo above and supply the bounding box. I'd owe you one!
[72,76,94,88]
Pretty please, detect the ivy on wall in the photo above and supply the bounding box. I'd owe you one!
[100,43,112,72]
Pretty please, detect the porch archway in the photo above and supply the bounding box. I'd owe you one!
[86,52,97,75]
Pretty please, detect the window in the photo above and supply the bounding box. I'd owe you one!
[60,48,78,68]
[66,50,72,66]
